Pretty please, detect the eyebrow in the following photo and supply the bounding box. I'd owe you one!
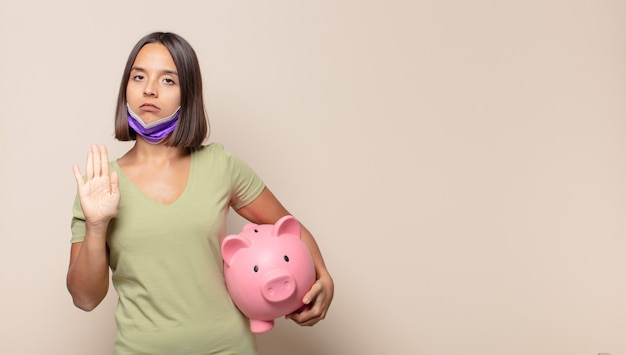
[131,66,179,76]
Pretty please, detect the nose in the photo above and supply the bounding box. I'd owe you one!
[143,79,157,97]
[261,270,296,303]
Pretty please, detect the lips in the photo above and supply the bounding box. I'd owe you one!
[140,103,160,112]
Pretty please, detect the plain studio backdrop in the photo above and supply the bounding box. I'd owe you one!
[1,1,625,354]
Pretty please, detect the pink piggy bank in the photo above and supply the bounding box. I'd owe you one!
[221,215,316,333]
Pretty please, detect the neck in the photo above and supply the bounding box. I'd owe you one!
[126,138,188,164]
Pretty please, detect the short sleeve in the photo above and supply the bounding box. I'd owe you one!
[221,146,266,210]
[70,192,86,243]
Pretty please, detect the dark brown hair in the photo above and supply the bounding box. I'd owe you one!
[114,32,208,148]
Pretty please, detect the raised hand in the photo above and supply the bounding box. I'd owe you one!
[72,144,120,227]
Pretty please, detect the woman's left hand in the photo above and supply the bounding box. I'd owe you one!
[286,272,334,326]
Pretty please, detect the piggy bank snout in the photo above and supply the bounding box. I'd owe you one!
[261,270,297,303]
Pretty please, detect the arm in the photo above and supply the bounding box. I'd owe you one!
[67,145,120,311]
[67,234,109,311]
[236,188,334,326]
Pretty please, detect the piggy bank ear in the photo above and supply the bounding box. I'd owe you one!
[272,215,301,239]
[221,235,251,266]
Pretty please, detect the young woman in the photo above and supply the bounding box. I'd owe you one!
[67,32,334,354]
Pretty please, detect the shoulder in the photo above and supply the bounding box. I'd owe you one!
[191,143,241,171]
[192,142,226,157]
[192,143,260,180]
[192,143,246,163]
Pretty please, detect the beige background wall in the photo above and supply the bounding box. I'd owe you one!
[1,1,625,354]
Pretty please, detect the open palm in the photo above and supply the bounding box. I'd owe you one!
[73,144,120,225]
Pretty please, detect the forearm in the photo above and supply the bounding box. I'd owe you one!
[286,222,334,325]
[300,224,331,279]
[67,225,110,311]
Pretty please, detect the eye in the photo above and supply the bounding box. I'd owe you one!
[132,74,144,81]
[253,229,259,233]
[283,255,290,262]
[163,78,176,85]
[253,265,259,273]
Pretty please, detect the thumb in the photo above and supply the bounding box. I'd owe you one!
[72,165,85,187]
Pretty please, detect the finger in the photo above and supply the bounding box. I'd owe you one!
[85,150,94,179]
[72,165,85,187]
[110,171,120,194]
[100,145,109,177]
[92,144,101,177]
[285,282,322,321]
[302,281,322,305]
[287,306,322,326]
[287,295,325,324]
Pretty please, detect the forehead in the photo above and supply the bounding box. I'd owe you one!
[132,43,177,71]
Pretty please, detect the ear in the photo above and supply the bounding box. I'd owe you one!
[272,215,301,240]
[221,235,251,266]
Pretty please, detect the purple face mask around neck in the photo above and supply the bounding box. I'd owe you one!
[127,105,181,144]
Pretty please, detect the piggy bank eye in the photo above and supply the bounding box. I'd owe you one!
[254,229,259,233]
[283,255,290,262]
[253,265,259,272]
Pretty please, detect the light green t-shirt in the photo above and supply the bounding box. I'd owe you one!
[71,143,265,355]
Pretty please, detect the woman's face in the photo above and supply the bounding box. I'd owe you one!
[126,43,181,124]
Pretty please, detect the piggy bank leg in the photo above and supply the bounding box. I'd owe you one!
[250,319,275,334]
